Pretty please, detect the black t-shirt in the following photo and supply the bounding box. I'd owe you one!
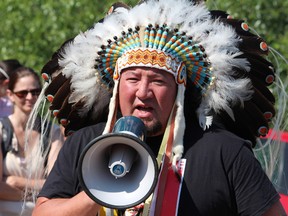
[39,121,279,215]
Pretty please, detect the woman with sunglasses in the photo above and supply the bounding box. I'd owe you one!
[0,67,64,216]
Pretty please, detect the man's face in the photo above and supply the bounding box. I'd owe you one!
[119,67,177,136]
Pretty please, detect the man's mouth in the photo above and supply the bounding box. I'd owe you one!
[135,105,154,118]
[136,105,153,112]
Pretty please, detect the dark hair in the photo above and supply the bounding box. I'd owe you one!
[8,66,42,91]
[0,59,22,80]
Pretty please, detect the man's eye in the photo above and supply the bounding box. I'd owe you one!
[153,79,164,84]
[127,77,138,82]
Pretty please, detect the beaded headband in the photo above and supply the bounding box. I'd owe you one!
[114,48,187,86]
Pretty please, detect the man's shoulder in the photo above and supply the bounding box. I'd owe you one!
[72,122,106,137]
[184,125,255,176]
[203,127,253,151]
[63,122,107,150]
[185,123,252,156]
[208,127,250,142]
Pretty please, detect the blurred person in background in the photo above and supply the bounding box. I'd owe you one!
[0,67,64,216]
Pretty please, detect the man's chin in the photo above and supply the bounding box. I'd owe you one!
[143,120,163,137]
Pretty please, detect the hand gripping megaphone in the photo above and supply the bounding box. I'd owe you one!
[78,116,159,209]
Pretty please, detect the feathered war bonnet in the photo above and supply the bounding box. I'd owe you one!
[38,0,276,167]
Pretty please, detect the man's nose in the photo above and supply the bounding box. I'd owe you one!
[135,81,152,99]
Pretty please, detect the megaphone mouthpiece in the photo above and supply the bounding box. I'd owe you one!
[108,144,138,178]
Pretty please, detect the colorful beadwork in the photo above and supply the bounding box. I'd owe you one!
[46,94,54,103]
[241,23,249,31]
[258,126,268,136]
[263,111,273,121]
[52,110,59,117]
[115,48,186,85]
[260,42,268,52]
[60,118,69,126]
[265,74,275,84]
[96,24,212,93]
[42,73,50,82]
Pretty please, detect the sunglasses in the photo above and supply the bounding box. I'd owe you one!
[12,88,41,98]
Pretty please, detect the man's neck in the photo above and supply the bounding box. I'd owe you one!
[146,134,164,156]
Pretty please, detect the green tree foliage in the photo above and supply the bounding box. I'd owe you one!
[0,0,138,72]
[206,0,288,73]
[1,0,286,71]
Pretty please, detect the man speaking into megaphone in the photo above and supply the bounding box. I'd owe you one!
[78,116,159,210]
[31,0,286,216]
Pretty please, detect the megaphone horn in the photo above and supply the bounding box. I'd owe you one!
[78,116,159,209]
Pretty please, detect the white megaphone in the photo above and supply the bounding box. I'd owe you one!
[78,116,158,209]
